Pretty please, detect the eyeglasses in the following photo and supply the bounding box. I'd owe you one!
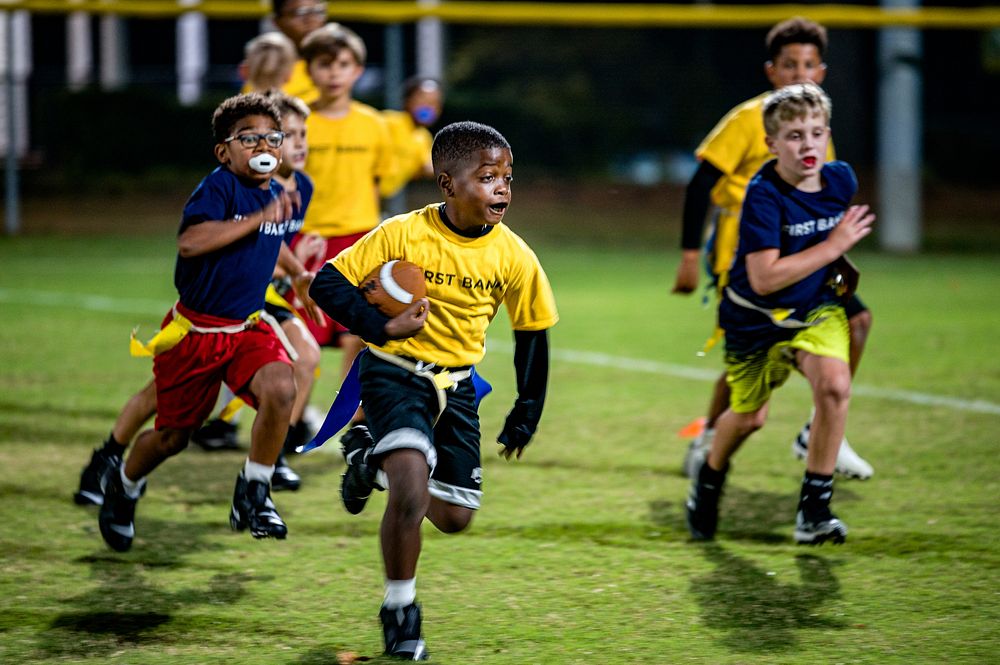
[224,132,285,149]
[283,3,327,18]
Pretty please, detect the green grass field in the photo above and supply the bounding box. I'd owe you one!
[1,220,999,663]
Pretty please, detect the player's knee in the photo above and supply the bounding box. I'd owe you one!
[814,372,852,406]
[159,429,190,456]
[256,367,296,411]
[296,342,321,375]
[435,509,473,534]
[387,485,430,526]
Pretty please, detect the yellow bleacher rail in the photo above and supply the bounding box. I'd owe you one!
[1,0,998,29]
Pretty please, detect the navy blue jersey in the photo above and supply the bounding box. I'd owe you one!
[721,160,857,352]
[174,167,288,320]
[284,170,314,244]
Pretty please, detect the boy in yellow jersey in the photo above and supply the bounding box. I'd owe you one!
[240,0,327,104]
[294,23,395,391]
[308,121,558,660]
[379,76,444,199]
[673,17,874,481]
[686,83,874,544]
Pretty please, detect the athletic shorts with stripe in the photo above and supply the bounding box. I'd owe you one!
[359,351,483,510]
[725,304,850,414]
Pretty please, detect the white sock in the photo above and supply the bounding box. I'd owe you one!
[383,578,416,609]
[120,466,145,499]
[244,459,274,484]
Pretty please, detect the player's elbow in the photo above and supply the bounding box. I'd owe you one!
[747,272,777,296]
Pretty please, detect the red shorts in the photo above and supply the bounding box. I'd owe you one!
[153,303,291,431]
[291,231,367,347]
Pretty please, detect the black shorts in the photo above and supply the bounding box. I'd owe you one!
[359,352,483,509]
[844,294,869,320]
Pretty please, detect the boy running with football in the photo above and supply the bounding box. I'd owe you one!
[308,121,558,659]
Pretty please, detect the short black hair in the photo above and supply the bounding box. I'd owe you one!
[432,121,510,174]
[212,92,282,144]
[766,17,828,61]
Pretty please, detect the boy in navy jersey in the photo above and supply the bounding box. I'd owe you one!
[685,83,874,545]
[98,93,321,552]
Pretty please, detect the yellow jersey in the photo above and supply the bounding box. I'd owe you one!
[379,110,434,198]
[240,59,318,105]
[332,203,559,367]
[302,101,395,237]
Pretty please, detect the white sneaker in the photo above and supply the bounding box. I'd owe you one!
[682,427,714,479]
[792,420,874,480]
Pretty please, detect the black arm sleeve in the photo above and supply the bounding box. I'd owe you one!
[497,329,549,448]
[512,329,549,409]
[308,263,391,346]
[680,160,724,250]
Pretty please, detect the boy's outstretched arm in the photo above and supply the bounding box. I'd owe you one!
[673,160,723,294]
[309,263,427,345]
[498,329,550,460]
[178,191,299,257]
[276,242,324,326]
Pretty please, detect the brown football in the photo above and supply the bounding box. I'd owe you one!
[359,260,427,317]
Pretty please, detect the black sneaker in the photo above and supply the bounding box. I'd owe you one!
[794,507,848,545]
[192,418,241,451]
[271,454,301,492]
[340,425,377,515]
[230,473,287,539]
[380,603,429,661]
[99,470,143,552]
[74,447,122,506]
[685,462,727,541]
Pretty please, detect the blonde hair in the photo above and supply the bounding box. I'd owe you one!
[265,90,310,123]
[243,32,297,92]
[763,82,832,136]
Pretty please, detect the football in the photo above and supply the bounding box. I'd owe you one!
[359,260,427,317]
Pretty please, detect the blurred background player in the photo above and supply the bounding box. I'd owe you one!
[240,0,328,104]
[308,120,558,659]
[379,76,445,205]
[293,23,395,426]
[672,16,874,481]
[685,83,874,545]
[97,93,322,551]
[239,32,297,93]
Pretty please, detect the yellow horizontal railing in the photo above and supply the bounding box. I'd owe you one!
[1,0,998,29]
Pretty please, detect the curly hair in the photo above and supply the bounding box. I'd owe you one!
[211,92,283,144]
[766,17,828,61]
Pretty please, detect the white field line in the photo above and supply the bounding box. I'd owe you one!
[4,287,999,417]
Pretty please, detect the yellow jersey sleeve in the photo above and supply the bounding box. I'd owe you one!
[332,204,558,367]
[697,93,838,214]
[379,111,434,197]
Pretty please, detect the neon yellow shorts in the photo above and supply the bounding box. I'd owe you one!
[725,305,850,413]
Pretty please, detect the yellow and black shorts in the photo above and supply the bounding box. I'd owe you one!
[725,305,849,414]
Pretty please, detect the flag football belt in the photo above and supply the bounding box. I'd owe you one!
[367,347,474,425]
[297,349,492,454]
[724,287,827,330]
[129,302,299,362]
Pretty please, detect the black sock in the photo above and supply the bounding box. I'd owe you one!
[799,471,834,513]
[698,459,728,488]
[102,432,128,457]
